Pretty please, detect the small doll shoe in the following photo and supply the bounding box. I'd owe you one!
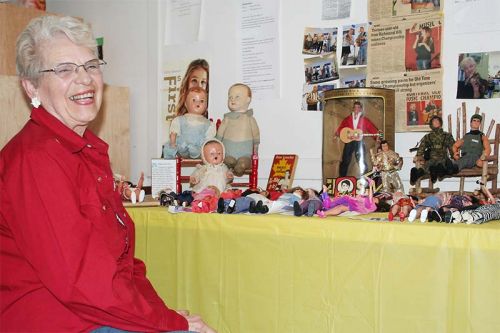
[420,209,428,223]
[408,209,417,223]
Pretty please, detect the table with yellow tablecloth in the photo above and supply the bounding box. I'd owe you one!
[127,207,500,333]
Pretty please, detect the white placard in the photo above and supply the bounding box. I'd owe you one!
[151,159,177,198]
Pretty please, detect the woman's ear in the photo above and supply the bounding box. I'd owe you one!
[21,79,37,99]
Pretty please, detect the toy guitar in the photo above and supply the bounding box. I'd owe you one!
[339,128,383,143]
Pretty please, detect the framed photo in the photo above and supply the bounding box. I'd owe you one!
[322,88,395,183]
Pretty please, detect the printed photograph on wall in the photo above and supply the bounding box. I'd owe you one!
[302,27,337,55]
[405,21,442,71]
[401,0,440,14]
[304,54,338,84]
[161,58,210,155]
[340,23,369,67]
[457,51,500,99]
[406,99,442,127]
[302,82,336,111]
[322,88,395,183]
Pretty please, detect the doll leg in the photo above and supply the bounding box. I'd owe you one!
[400,205,412,221]
[408,207,425,222]
[234,156,251,177]
[323,204,350,217]
[388,204,400,221]
[420,207,430,223]
[224,156,237,169]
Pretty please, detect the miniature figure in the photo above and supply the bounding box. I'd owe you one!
[371,140,404,193]
[410,116,455,184]
[163,87,215,159]
[216,83,260,176]
[388,191,415,221]
[450,114,491,173]
[190,139,234,193]
[293,188,323,217]
[115,172,145,204]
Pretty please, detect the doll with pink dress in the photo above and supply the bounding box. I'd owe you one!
[318,178,378,217]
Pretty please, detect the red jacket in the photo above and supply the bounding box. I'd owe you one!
[0,107,188,332]
[335,113,379,137]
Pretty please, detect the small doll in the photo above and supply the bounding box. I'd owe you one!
[190,139,234,193]
[293,188,323,217]
[191,186,220,213]
[318,178,378,217]
[115,172,145,204]
[371,140,404,193]
[407,192,452,223]
[388,191,415,222]
[216,83,260,176]
[163,87,215,159]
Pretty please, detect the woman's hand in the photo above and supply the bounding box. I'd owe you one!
[177,310,217,333]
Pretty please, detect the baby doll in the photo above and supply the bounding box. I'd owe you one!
[407,192,452,223]
[163,87,216,159]
[190,139,234,193]
[388,191,415,222]
[115,172,145,204]
[318,178,378,217]
[216,83,260,176]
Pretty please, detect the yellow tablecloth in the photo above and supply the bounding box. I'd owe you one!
[127,207,500,333]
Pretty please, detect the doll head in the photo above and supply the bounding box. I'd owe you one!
[228,83,252,112]
[201,139,225,166]
[175,59,209,116]
[183,87,207,116]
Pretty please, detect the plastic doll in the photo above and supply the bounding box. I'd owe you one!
[190,139,234,193]
[450,114,491,173]
[388,191,415,221]
[163,87,215,159]
[407,192,452,223]
[371,140,404,193]
[216,83,260,176]
[293,188,324,217]
[115,172,145,204]
[191,186,220,213]
[318,178,378,217]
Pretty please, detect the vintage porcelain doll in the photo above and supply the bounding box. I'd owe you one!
[371,140,404,193]
[163,87,215,159]
[115,172,145,204]
[190,139,234,193]
[216,83,260,176]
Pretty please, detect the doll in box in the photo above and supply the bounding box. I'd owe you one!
[163,87,216,159]
[216,83,260,176]
[190,139,234,194]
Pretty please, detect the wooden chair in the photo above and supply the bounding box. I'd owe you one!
[413,103,498,195]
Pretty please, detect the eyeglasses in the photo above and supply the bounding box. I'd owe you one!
[39,59,107,78]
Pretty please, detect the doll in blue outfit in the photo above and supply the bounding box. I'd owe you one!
[163,87,216,159]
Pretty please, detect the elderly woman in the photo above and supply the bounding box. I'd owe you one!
[0,15,215,333]
[457,56,488,99]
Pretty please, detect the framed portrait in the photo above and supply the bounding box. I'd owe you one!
[322,88,395,183]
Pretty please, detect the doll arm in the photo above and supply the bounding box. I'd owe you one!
[189,165,205,186]
[224,165,234,184]
[250,116,260,154]
[452,138,464,160]
[481,134,491,158]
[169,117,181,147]
[205,121,216,140]
[215,117,228,140]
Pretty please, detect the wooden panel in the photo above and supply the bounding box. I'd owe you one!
[89,85,130,178]
[0,75,130,178]
[0,76,31,145]
[0,3,48,75]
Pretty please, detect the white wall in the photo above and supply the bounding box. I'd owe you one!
[48,0,499,192]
